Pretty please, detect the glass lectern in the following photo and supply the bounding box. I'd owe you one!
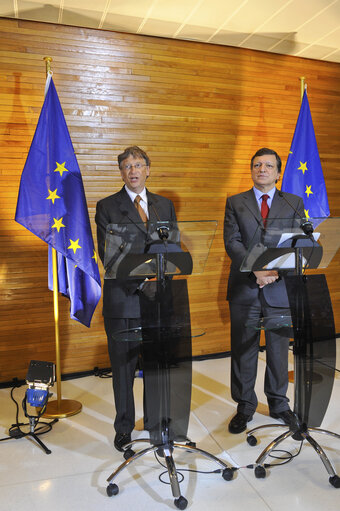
[104,220,235,509]
[240,217,340,487]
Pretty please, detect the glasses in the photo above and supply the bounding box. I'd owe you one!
[253,162,276,170]
[121,162,146,171]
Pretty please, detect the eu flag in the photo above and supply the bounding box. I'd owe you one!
[15,77,101,327]
[281,90,330,226]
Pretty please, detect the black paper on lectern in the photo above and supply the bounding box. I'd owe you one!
[241,235,323,272]
[115,250,193,280]
[246,245,322,271]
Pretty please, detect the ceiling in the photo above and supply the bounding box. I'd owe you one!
[1,0,340,63]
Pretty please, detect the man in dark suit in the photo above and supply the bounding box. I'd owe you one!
[95,146,177,451]
[224,147,305,434]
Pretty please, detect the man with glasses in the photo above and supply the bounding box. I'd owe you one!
[223,147,304,434]
[96,146,177,451]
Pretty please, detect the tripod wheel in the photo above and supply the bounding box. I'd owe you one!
[254,466,266,479]
[174,496,188,509]
[222,468,234,481]
[329,475,340,488]
[123,448,135,460]
[106,483,119,496]
[247,435,257,446]
[186,441,196,448]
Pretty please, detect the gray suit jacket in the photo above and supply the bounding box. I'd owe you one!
[95,187,177,318]
[223,188,305,307]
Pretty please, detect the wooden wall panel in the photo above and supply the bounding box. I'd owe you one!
[1,18,340,382]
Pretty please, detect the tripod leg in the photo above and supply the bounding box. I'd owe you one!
[308,427,340,441]
[163,448,188,509]
[29,432,51,454]
[173,443,234,481]
[302,432,338,478]
[164,449,181,498]
[107,445,158,482]
[255,429,293,466]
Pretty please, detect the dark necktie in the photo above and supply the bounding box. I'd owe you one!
[261,194,269,227]
[134,195,148,225]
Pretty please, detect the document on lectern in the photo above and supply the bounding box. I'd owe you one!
[266,232,320,269]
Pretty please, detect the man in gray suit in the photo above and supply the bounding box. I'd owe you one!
[224,147,304,434]
[96,146,177,451]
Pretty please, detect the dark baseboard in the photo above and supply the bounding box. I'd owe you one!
[0,353,232,388]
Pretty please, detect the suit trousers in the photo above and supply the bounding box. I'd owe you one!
[229,292,290,416]
[104,317,142,434]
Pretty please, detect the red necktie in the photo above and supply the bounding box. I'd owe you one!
[134,195,148,225]
[261,194,269,227]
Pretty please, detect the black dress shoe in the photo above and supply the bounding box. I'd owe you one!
[228,412,253,434]
[114,432,131,452]
[270,409,297,427]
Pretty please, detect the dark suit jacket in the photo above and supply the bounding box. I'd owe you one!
[223,188,305,307]
[95,187,177,318]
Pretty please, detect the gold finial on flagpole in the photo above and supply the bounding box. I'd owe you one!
[44,56,53,75]
[299,76,306,102]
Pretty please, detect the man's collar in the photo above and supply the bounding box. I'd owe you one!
[124,185,147,203]
[253,186,276,200]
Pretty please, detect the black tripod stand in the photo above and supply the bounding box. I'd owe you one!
[246,413,340,487]
[21,391,58,454]
[106,435,234,509]
[6,387,58,455]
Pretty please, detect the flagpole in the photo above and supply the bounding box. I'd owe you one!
[42,57,82,419]
[288,76,305,386]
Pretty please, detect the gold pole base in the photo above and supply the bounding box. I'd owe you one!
[42,399,82,418]
[135,418,144,431]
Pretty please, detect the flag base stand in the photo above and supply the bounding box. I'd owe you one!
[42,399,82,418]
[135,418,144,431]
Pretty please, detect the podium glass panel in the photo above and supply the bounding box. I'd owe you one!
[241,217,340,272]
[104,220,217,279]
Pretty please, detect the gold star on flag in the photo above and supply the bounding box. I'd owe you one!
[298,161,308,174]
[92,250,98,264]
[46,189,60,204]
[305,185,313,198]
[54,162,69,176]
[68,238,81,254]
[304,209,310,220]
[52,217,65,232]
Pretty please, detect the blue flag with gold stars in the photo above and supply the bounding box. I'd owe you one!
[15,77,101,327]
[281,89,330,225]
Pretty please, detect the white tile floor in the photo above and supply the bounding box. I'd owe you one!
[0,349,339,511]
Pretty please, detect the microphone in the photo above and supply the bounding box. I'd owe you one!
[157,225,169,240]
[278,191,314,236]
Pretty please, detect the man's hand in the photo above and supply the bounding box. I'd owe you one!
[253,270,279,288]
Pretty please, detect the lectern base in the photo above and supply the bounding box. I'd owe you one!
[106,438,235,508]
[246,423,340,488]
[42,399,82,418]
